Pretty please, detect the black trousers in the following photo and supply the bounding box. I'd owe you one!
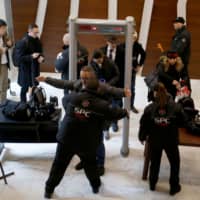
[149,142,180,189]
[45,143,100,193]
[131,72,136,108]
[20,86,29,102]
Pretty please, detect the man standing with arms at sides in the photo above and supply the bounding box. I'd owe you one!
[130,31,146,113]
[0,19,13,104]
[16,24,44,102]
[100,35,125,132]
[171,17,191,91]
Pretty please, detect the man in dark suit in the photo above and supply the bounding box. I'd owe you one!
[101,35,125,88]
[100,35,125,133]
[120,32,146,113]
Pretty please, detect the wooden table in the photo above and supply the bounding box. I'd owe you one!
[142,128,200,180]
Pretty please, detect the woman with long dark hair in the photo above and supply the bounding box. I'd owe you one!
[138,82,188,195]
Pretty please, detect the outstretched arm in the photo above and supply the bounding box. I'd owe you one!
[97,82,131,98]
[36,76,75,90]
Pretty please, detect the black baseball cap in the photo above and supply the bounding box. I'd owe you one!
[173,17,185,24]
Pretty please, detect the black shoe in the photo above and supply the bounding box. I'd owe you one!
[150,184,156,191]
[91,179,101,194]
[97,166,105,176]
[131,106,139,114]
[44,191,53,199]
[75,161,84,170]
[92,186,99,194]
[112,123,118,132]
[169,184,181,195]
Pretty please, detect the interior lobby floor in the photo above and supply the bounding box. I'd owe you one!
[0,72,200,200]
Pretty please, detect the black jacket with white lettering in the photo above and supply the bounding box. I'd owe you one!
[57,89,127,151]
[138,97,188,146]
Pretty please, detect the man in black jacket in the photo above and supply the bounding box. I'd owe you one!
[90,49,120,86]
[43,67,128,198]
[55,33,88,94]
[16,24,44,102]
[100,36,125,133]
[130,32,146,113]
[36,66,130,177]
[171,17,191,91]
[119,31,146,113]
[100,35,125,88]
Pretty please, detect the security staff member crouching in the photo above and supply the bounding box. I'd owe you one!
[43,68,128,199]
[138,82,190,196]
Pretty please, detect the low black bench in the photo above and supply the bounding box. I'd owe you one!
[0,108,61,143]
[0,108,61,183]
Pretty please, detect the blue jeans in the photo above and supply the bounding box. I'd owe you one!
[111,98,122,126]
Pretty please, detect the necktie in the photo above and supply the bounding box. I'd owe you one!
[109,49,113,60]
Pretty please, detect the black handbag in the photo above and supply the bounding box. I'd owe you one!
[144,69,159,90]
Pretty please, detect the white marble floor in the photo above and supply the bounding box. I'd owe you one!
[0,72,200,200]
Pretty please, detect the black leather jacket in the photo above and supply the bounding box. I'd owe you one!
[171,26,191,65]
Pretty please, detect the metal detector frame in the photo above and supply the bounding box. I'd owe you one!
[69,17,135,156]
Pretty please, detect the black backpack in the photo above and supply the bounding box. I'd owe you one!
[29,86,56,120]
[177,97,199,120]
[144,69,159,90]
[29,86,46,108]
[12,37,28,67]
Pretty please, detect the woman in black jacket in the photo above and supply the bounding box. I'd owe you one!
[138,82,188,195]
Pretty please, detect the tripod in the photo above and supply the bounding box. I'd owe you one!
[0,143,15,184]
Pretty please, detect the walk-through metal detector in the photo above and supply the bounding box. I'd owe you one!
[69,17,135,156]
